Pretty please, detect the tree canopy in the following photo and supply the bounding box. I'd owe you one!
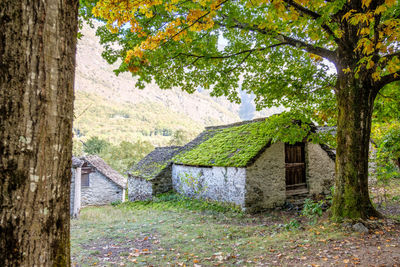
[81,0,398,118]
[80,0,400,220]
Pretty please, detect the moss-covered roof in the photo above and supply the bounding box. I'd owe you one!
[173,118,271,167]
[131,116,336,173]
[128,146,182,180]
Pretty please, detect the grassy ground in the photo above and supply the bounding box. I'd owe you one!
[71,187,400,266]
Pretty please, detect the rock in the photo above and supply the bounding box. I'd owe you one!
[341,222,352,230]
[352,222,369,234]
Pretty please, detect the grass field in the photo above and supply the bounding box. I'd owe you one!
[71,187,400,267]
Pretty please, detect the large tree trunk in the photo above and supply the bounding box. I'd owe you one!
[0,1,78,265]
[331,72,381,220]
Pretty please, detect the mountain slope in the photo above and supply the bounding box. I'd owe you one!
[74,23,244,146]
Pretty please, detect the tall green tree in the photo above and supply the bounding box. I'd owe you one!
[83,0,400,220]
[1,0,78,265]
[84,136,111,155]
[100,140,154,174]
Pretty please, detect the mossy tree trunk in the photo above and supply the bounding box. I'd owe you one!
[331,64,381,220]
[0,0,78,265]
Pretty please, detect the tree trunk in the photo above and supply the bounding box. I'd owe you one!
[0,1,78,265]
[331,72,381,220]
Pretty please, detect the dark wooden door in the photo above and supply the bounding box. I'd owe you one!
[285,143,306,190]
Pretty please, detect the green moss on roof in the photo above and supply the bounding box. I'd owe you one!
[129,146,181,180]
[129,162,168,180]
[173,121,271,167]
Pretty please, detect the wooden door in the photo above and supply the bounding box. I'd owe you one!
[285,143,306,190]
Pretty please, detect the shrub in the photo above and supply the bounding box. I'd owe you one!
[111,200,122,206]
[302,198,323,224]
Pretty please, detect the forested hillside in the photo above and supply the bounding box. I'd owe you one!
[75,23,238,143]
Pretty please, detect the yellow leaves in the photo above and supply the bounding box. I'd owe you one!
[385,0,396,7]
[342,9,356,21]
[348,12,373,26]
[145,10,153,18]
[105,23,120,34]
[387,57,400,74]
[366,59,375,70]
[374,4,387,15]
[186,9,208,23]
[342,67,352,73]
[309,53,323,62]
[124,50,134,64]
[334,29,344,38]
[288,7,299,21]
[358,27,370,36]
[272,0,285,12]
[372,70,382,81]
[210,0,223,10]
[361,0,372,8]
[294,0,310,6]
[186,9,215,31]
[165,3,177,12]
[133,46,144,58]
[355,38,374,55]
[258,22,268,30]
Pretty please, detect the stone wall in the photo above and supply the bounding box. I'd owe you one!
[70,168,76,214]
[152,164,174,195]
[128,176,153,201]
[81,171,124,206]
[306,143,335,196]
[172,164,246,207]
[246,142,286,211]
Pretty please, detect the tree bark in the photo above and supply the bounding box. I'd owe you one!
[0,0,78,265]
[331,71,381,220]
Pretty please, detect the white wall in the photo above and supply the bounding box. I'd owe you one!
[172,164,246,207]
[81,171,124,206]
[127,177,153,201]
[246,142,286,210]
[306,143,335,195]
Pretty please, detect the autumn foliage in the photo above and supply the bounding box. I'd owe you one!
[85,0,400,220]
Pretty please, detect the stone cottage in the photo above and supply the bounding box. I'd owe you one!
[128,118,336,211]
[71,155,126,217]
[127,146,181,201]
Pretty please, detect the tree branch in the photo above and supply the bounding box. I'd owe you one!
[178,43,287,60]
[375,70,400,91]
[382,51,400,62]
[282,0,343,46]
[283,0,321,19]
[224,50,253,73]
[378,91,399,101]
[217,19,337,63]
[159,0,230,48]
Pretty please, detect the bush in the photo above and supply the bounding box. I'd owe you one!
[302,198,323,224]
[111,200,122,206]
[283,219,301,231]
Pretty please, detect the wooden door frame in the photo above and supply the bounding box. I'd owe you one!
[285,142,307,191]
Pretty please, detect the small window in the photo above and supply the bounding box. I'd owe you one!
[81,173,90,187]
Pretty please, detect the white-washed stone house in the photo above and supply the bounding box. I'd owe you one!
[128,118,336,212]
[127,146,181,201]
[71,155,126,217]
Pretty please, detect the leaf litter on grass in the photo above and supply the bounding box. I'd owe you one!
[71,194,400,266]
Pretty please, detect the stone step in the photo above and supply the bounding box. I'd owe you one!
[285,188,310,206]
